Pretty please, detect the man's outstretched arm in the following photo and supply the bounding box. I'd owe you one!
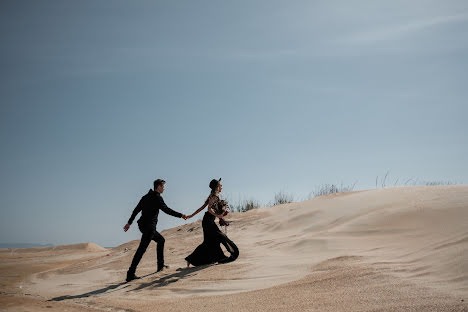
[158,196,184,219]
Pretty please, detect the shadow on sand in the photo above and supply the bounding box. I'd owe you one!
[130,265,210,292]
[49,266,210,302]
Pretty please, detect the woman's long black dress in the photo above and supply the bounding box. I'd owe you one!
[185,210,239,266]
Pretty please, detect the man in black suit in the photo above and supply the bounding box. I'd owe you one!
[124,179,187,282]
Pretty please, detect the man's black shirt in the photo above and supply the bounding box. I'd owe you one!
[128,189,182,230]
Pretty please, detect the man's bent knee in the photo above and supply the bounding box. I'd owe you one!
[154,234,165,244]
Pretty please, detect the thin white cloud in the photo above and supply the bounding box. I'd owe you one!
[341,12,468,44]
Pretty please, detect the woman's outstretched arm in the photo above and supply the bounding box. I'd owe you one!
[189,201,208,218]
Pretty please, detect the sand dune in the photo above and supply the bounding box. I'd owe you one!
[1,186,467,311]
[0,242,107,254]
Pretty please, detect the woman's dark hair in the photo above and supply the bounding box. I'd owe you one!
[209,178,221,193]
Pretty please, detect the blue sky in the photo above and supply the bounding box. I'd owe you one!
[1,0,467,247]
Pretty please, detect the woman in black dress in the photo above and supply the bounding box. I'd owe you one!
[185,178,239,267]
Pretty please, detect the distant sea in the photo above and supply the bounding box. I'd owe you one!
[0,243,54,249]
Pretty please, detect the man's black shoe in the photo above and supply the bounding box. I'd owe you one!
[157,264,169,272]
[126,273,141,282]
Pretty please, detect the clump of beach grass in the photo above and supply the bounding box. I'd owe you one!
[423,181,458,186]
[310,181,357,198]
[231,198,261,213]
[270,191,294,206]
[375,170,461,188]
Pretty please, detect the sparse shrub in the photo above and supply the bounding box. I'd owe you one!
[271,191,294,206]
[424,181,457,186]
[375,170,461,187]
[232,198,260,212]
[311,182,356,198]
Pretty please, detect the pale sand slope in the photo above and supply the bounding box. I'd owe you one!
[1,186,467,311]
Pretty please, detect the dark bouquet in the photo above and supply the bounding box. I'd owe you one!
[214,199,230,226]
[213,199,229,215]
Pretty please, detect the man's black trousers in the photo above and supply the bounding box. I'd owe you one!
[128,226,165,274]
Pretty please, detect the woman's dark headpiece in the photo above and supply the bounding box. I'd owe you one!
[209,178,222,191]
